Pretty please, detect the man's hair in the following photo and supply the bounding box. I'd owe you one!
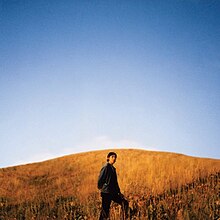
[107,152,117,162]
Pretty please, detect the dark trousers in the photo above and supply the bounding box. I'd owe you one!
[99,192,129,220]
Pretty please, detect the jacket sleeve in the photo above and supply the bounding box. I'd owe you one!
[116,181,121,194]
[98,165,108,190]
[115,170,121,194]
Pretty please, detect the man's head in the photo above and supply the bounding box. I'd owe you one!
[107,152,117,164]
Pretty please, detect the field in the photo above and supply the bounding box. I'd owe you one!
[0,149,219,219]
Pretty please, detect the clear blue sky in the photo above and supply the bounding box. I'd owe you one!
[1,0,220,167]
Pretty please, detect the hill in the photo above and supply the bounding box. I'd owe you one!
[0,149,219,219]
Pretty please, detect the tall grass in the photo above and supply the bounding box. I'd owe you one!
[0,149,219,218]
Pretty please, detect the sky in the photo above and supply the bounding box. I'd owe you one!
[0,0,220,168]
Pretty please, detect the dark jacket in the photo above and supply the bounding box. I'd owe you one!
[98,163,120,195]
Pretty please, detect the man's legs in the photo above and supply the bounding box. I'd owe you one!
[112,194,129,219]
[99,193,112,220]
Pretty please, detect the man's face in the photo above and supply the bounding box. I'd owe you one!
[108,155,116,164]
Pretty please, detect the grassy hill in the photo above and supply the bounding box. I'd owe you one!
[0,149,219,219]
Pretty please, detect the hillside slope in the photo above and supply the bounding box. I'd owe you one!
[0,149,219,219]
[0,149,219,202]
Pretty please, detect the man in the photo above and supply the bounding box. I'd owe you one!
[98,152,129,220]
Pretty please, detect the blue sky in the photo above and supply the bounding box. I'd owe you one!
[1,0,220,167]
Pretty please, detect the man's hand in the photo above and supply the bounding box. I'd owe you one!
[119,192,125,199]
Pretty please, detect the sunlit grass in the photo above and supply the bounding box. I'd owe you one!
[0,149,219,218]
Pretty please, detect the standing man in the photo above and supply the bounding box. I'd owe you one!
[98,152,129,219]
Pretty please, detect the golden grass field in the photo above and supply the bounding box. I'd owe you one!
[0,148,219,206]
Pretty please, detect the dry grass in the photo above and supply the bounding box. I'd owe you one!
[0,148,219,206]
